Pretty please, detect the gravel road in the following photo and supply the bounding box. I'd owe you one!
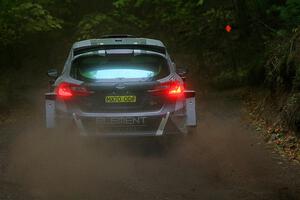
[0,89,300,200]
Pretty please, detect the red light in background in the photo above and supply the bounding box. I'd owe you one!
[225,25,232,33]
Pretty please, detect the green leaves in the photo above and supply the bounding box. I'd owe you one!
[113,0,130,8]
[197,0,204,6]
[0,2,63,46]
[77,12,145,39]
[280,0,300,26]
[10,3,62,31]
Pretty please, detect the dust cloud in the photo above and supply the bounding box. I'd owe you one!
[7,119,187,199]
[5,90,300,200]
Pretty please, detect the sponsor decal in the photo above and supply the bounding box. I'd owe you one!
[97,117,147,126]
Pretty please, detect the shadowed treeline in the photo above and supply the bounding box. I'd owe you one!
[0,0,300,133]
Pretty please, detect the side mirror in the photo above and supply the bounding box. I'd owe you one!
[47,69,58,79]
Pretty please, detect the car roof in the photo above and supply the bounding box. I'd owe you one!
[72,37,167,56]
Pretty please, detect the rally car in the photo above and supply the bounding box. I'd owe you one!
[45,35,196,137]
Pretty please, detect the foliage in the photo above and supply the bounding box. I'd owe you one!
[0,2,62,46]
[77,12,146,39]
[279,0,300,27]
[71,0,234,56]
[294,65,300,90]
[0,0,300,113]
[0,0,66,108]
[212,68,249,89]
[264,28,300,91]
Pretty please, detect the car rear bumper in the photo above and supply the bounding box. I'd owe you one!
[45,91,196,137]
[55,108,187,137]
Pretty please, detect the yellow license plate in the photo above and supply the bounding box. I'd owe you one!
[105,96,137,103]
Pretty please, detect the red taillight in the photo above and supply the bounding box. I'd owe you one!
[149,81,184,99]
[56,82,92,99]
[57,83,73,98]
[168,82,184,96]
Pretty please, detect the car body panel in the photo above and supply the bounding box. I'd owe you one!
[45,36,197,137]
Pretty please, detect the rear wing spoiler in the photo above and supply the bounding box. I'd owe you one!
[73,44,166,56]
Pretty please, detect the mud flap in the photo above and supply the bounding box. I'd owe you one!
[156,112,170,136]
[72,113,87,136]
[185,90,197,126]
[45,93,56,128]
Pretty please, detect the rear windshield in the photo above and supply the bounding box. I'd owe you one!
[70,54,170,81]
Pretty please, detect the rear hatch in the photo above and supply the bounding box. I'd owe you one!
[69,51,170,113]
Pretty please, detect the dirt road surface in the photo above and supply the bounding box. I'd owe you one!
[0,89,300,200]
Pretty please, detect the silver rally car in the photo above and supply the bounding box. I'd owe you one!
[45,35,197,137]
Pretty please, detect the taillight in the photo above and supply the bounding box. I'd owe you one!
[56,82,92,99]
[168,82,184,96]
[149,81,184,99]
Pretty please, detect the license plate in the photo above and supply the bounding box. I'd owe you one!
[105,95,136,103]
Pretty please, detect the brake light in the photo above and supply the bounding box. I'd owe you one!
[149,81,184,98]
[56,82,92,99]
[168,83,184,95]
